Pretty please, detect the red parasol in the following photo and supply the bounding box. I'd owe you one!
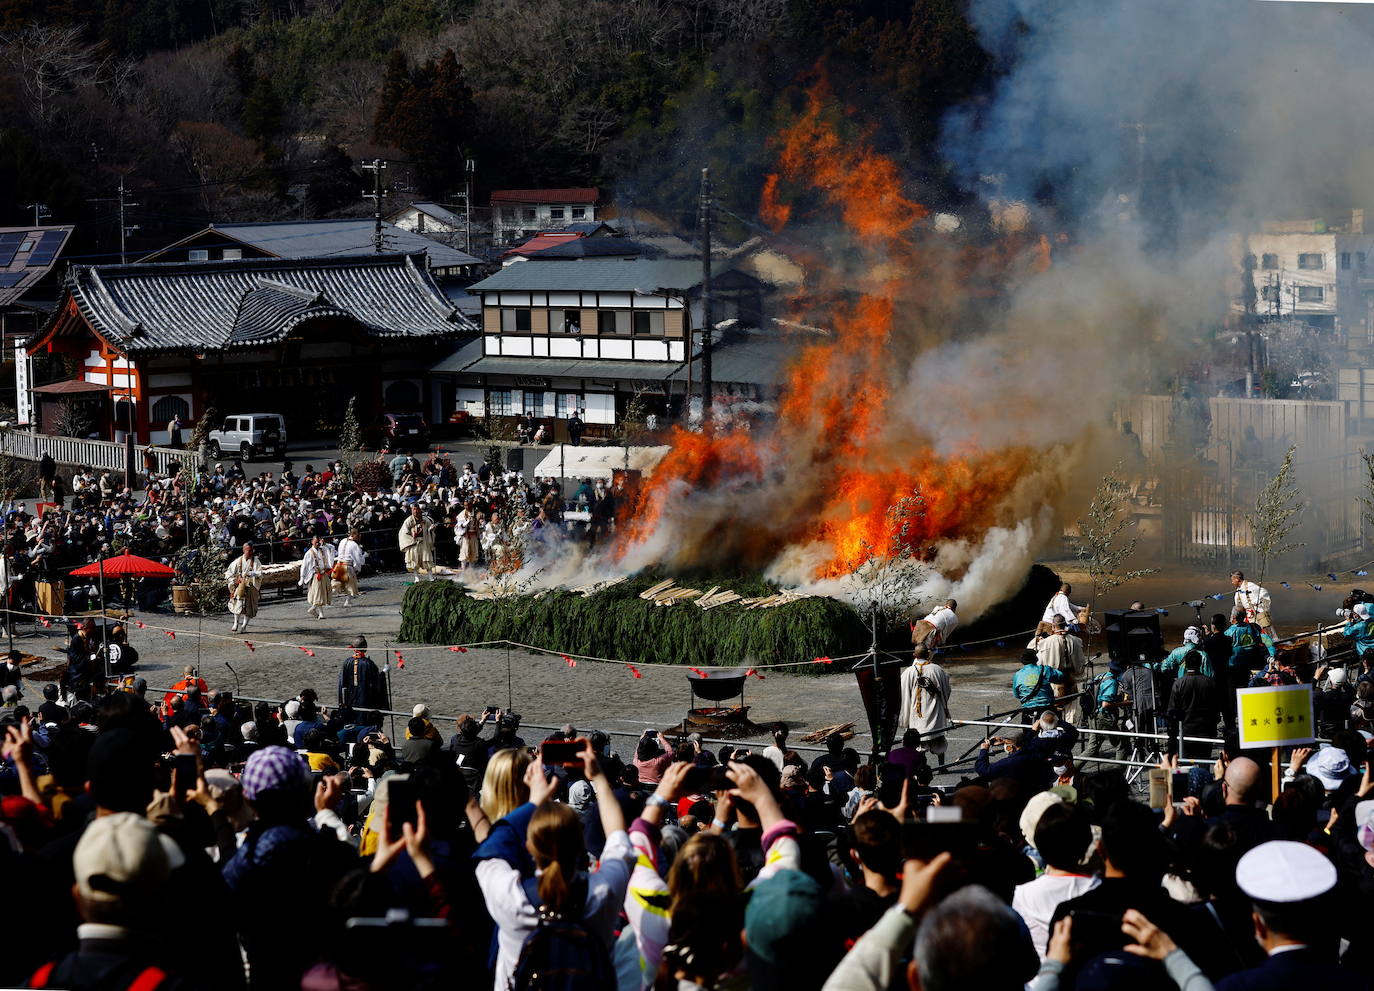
[70,549,176,579]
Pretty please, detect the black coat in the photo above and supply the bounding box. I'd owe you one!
[1170,672,1220,736]
[337,654,388,709]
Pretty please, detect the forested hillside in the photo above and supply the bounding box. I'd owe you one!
[0,0,993,259]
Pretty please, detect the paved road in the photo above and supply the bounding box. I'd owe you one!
[15,571,1027,780]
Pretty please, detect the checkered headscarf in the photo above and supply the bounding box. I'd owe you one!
[241,745,309,800]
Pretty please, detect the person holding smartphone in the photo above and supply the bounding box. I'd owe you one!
[471,739,633,991]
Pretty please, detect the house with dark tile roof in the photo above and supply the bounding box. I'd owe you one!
[24,253,476,445]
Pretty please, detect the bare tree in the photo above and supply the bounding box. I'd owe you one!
[0,25,103,125]
[1249,444,1304,583]
[52,399,92,439]
[1073,464,1157,607]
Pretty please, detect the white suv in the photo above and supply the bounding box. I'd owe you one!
[207,414,287,460]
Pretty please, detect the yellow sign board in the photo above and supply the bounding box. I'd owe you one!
[1236,683,1315,749]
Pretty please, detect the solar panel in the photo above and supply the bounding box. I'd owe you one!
[25,230,64,267]
[0,233,23,268]
[0,273,23,288]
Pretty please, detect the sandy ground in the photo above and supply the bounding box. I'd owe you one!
[15,562,1341,781]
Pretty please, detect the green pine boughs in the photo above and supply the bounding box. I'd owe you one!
[397,575,872,672]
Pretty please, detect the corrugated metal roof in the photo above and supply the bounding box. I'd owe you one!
[470,258,713,294]
[490,188,598,204]
[143,220,481,268]
[60,253,474,354]
[0,226,73,307]
[399,202,465,227]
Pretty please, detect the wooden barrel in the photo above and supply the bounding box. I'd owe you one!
[35,580,64,617]
[171,585,194,615]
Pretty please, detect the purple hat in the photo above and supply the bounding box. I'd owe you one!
[241,745,310,801]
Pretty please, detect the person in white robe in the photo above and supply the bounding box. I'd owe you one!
[224,542,262,633]
[898,645,952,763]
[298,536,335,619]
[921,599,959,646]
[1231,570,1273,634]
[333,528,365,605]
[399,505,436,580]
[455,502,481,569]
[1042,582,1087,632]
[1031,616,1087,723]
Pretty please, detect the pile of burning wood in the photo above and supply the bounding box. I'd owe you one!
[629,579,812,610]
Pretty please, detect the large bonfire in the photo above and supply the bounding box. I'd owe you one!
[612,78,1101,619]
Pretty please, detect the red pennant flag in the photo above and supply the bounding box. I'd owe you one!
[394,650,406,669]
[165,630,176,639]
[813,656,832,666]
[689,667,708,678]
[562,655,577,668]
[244,641,255,652]
[299,647,315,657]
[746,668,765,680]
[135,621,145,629]
[448,645,468,653]
[627,664,642,679]
[39,617,51,628]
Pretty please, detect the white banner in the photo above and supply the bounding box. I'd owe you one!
[13,344,30,426]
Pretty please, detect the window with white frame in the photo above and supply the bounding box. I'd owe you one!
[522,391,544,415]
[556,393,579,418]
[1297,253,1324,270]
[188,249,210,262]
[598,311,630,335]
[488,390,513,416]
[1260,253,1278,269]
[1297,285,1325,302]
[550,207,564,221]
[571,207,586,219]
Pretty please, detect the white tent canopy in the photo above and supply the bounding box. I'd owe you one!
[532,444,671,480]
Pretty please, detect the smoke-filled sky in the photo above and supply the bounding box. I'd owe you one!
[546,1,1374,620]
[945,0,1374,244]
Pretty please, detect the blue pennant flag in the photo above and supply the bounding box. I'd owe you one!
[1328,573,1339,581]
[1211,593,1225,600]
[1155,608,1168,615]
[1281,582,1291,589]
[996,641,1006,648]
[1358,571,1369,577]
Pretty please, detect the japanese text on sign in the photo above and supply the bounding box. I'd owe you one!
[1236,683,1315,750]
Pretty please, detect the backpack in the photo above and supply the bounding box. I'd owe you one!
[511,876,614,991]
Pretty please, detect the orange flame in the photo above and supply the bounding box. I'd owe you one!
[616,75,1042,581]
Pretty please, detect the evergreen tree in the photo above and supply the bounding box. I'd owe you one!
[242,74,283,154]
[371,49,411,147]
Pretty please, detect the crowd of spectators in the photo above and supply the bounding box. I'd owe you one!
[0,658,1367,991]
[0,450,620,622]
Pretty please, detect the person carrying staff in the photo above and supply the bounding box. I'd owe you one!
[1042,582,1087,633]
[1232,570,1273,635]
[398,504,436,581]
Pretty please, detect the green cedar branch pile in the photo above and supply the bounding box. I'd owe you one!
[398,574,873,673]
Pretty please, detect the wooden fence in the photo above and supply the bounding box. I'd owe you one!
[1,431,199,476]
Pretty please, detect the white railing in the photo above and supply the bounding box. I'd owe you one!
[1,430,200,476]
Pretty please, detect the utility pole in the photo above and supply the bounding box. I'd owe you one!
[464,159,475,255]
[118,177,139,264]
[361,159,388,253]
[90,177,138,264]
[698,167,714,428]
[25,203,50,227]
